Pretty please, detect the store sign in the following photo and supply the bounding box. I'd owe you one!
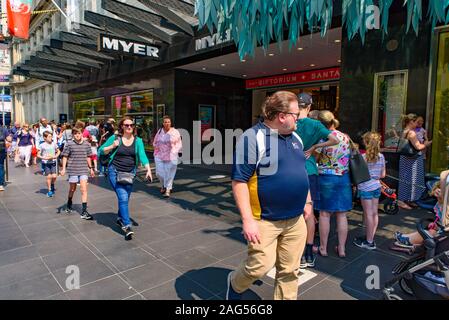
[98,34,160,59]
[195,30,232,51]
[245,67,341,89]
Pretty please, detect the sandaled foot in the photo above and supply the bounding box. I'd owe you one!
[398,201,412,210]
[335,246,346,258]
[318,247,328,257]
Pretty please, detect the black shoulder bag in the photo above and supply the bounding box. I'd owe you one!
[396,130,419,157]
[348,138,371,185]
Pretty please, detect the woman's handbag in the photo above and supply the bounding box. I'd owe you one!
[31,146,37,157]
[348,139,371,185]
[396,131,419,157]
[116,171,136,185]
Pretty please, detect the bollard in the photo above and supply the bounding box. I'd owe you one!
[4,155,9,183]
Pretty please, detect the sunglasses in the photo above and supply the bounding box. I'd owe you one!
[123,124,135,128]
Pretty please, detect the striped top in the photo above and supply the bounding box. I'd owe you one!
[61,140,92,176]
[358,153,386,192]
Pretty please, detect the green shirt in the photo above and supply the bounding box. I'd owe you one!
[295,118,331,176]
[98,135,149,167]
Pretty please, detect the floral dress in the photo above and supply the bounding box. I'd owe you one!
[317,130,351,176]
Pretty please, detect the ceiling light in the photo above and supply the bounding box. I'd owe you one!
[220,63,226,67]
[268,53,275,56]
[242,74,247,77]
[334,39,341,43]
[297,47,304,51]
[202,67,207,70]
[282,68,287,71]
[310,64,316,67]
[337,60,341,63]
[241,59,246,62]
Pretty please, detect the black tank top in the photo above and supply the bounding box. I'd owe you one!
[112,139,136,172]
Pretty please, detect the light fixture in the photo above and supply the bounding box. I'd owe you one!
[282,68,287,71]
[241,59,246,62]
[220,63,226,67]
[242,74,247,77]
[202,67,207,70]
[337,59,341,63]
[334,39,341,43]
[297,47,304,51]
[268,53,274,56]
[310,64,316,67]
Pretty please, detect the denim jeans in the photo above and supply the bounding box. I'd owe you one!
[0,151,5,186]
[108,164,134,227]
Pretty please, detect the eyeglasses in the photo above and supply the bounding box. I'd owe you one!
[123,124,135,128]
[284,112,300,120]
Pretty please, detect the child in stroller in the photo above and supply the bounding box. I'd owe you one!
[393,170,449,251]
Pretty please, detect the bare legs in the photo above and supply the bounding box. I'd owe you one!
[319,211,348,256]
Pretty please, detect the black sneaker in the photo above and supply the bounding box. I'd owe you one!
[306,252,316,268]
[81,211,93,220]
[116,219,125,230]
[353,237,376,250]
[299,255,308,269]
[65,206,73,214]
[124,226,134,240]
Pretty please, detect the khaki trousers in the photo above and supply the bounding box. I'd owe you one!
[231,215,307,300]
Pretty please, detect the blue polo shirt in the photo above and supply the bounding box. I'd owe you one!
[232,121,309,221]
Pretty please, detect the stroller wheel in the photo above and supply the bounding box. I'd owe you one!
[384,199,399,215]
[399,278,414,296]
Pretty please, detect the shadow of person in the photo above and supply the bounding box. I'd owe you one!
[175,268,262,300]
[91,212,124,236]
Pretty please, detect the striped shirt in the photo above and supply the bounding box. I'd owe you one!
[358,153,386,192]
[62,140,92,176]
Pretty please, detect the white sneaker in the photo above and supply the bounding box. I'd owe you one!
[0,186,5,191]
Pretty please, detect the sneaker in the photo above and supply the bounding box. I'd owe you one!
[98,173,105,177]
[163,190,171,198]
[46,191,54,198]
[0,186,4,191]
[116,219,126,230]
[80,211,93,220]
[65,206,72,214]
[124,226,134,240]
[306,252,316,267]
[299,255,308,269]
[394,232,413,248]
[226,272,242,300]
[353,237,376,250]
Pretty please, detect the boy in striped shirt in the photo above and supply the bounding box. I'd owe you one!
[60,127,96,220]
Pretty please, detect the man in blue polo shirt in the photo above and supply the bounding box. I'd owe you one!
[227,91,311,300]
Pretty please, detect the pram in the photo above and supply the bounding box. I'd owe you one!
[380,180,399,215]
[383,218,449,300]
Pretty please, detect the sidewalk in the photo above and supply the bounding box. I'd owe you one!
[0,161,430,300]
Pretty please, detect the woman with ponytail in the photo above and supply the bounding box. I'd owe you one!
[353,132,386,250]
[397,114,432,210]
[315,111,352,258]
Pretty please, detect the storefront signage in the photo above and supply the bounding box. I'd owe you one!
[195,30,232,51]
[245,67,341,89]
[98,34,160,59]
[199,104,216,142]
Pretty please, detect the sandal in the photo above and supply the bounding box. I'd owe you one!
[398,201,413,210]
[160,187,166,194]
[318,247,328,257]
[394,232,413,248]
[334,246,346,258]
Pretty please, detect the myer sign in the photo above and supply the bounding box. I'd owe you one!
[196,30,232,51]
[98,34,160,59]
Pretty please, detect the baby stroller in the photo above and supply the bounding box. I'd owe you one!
[383,218,449,300]
[380,180,399,215]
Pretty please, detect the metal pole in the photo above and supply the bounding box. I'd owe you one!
[50,0,70,21]
[1,87,4,128]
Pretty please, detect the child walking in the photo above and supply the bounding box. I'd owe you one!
[37,132,60,197]
[353,132,386,250]
[60,127,95,219]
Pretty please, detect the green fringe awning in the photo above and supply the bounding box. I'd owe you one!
[194,0,449,60]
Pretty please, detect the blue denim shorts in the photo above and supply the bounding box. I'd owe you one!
[314,173,353,212]
[308,174,320,202]
[358,188,381,200]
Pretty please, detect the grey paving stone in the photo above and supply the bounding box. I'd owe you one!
[155,218,220,237]
[121,260,180,292]
[141,276,215,300]
[101,247,157,272]
[139,215,181,227]
[12,213,54,226]
[35,236,86,257]
[43,292,71,300]
[42,247,100,271]
[133,227,173,245]
[0,245,40,268]
[0,225,23,241]
[25,228,73,245]
[0,234,31,253]
[163,249,218,273]
[183,265,232,295]
[0,258,49,287]
[87,237,140,255]
[123,293,145,300]
[298,279,375,300]
[197,238,246,260]
[0,274,62,300]
[52,259,115,288]
[65,275,135,300]
[147,229,222,258]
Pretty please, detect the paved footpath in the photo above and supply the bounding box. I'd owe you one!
[0,161,429,300]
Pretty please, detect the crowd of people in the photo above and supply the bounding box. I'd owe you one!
[0,91,445,300]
